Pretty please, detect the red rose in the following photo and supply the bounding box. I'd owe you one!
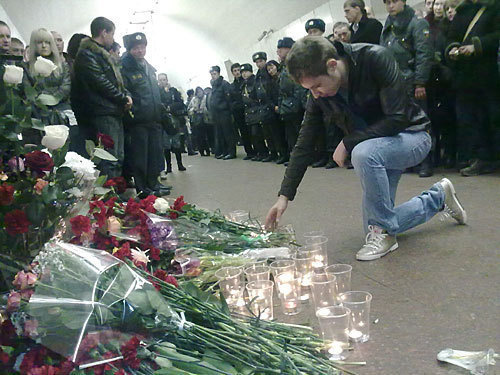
[69,215,91,236]
[103,177,127,194]
[0,183,15,205]
[24,151,54,174]
[153,269,178,288]
[97,132,115,150]
[113,242,131,261]
[4,209,31,236]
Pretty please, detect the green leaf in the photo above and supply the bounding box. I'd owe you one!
[31,118,45,131]
[154,356,173,368]
[181,282,229,314]
[94,187,111,196]
[1,346,14,356]
[127,289,153,315]
[55,166,74,182]
[199,218,211,226]
[26,201,46,226]
[37,93,60,106]
[94,175,107,187]
[154,368,193,375]
[202,350,238,374]
[85,140,96,157]
[52,142,69,167]
[93,148,118,161]
[24,83,37,101]
[42,185,59,204]
[147,288,175,318]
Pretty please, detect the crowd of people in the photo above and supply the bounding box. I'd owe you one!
[0,0,498,201]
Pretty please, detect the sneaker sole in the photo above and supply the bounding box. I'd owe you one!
[441,178,467,224]
[356,242,399,261]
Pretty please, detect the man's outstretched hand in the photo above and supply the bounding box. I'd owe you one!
[265,196,289,231]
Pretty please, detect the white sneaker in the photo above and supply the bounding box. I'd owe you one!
[438,178,467,225]
[356,225,399,261]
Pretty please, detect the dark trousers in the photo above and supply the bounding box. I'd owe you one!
[233,111,254,156]
[262,122,276,156]
[194,123,211,154]
[282,114,303,154]
[91,115,124,178]
[213,111,236,157]
[269,119,287,158]
[250,123,268,156]
[455,88,500,162]
[126,123,163,193]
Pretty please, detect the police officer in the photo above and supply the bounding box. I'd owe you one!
[230,63,255,160]
[252,51,282,162]
[305,19,326,36]
[381,0,433,177]
[276,37,308,165]
[209,65,236,159]
[121,32,170,197]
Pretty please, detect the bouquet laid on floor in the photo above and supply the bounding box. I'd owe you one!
[2,242,349,375]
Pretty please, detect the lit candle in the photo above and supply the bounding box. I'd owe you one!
[284,301,297,309]
[328,341,344,355]
[279,283,292,296]
[349,329,363,339]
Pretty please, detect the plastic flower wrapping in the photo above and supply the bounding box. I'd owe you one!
[28,242,179,369]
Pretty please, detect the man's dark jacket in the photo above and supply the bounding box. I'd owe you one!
[230,76,245,115]
[121,52,163,125]
[279,42,430,200]
[380,5,433,86]
[71,38,128,118]
[209,75,232,113]
[278,65,308,118]
[350,14,383,44]
[444,0,500,89]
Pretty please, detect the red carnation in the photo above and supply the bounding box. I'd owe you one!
[153,269,178,289]
[125,198,142,218]
[97,133,115,150]
[104,177,127,194]
[169,195,187,219]
[24,151,54,174]
[150,247,160,261]
[113,242,131,261]
[28,365,59,375]
[139,195,157,213]
[120,336,141,369]
[4,209,31,236]
[0,183,15,205]
[69,215,91,236]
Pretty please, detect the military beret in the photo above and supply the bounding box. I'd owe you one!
[252,52,267,62]
[277,37,295,49]
[209,65,220,73]
[240,63,253,73]
[123,32,147,51]
[305,19,326,32]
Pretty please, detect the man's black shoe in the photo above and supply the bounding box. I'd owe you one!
[284,161,289,167]
[325,160,338,169]
[215,154,224,159]
[243,155,254,160]
[261,155,275,162]
[460,159,497,176]
[276,156,289,165]
[312,159,328,168]
[223,154,236,160]
[188,151,198,156]
[418,164,434,178]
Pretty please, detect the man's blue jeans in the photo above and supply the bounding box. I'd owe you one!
[351,131,445,235]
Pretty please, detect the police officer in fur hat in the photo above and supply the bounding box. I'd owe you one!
[305,18,326,36]
[121,32,170,197]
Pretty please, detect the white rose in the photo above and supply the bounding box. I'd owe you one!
[34,56,57,77]
[41,125,69,150]
[153,197,170,214]
[3,65,24,85]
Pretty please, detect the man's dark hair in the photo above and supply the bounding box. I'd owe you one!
[110,41,120,52]
[344,0,367,14]
[67,33,88,58]
[90,17,115,38]
[231,62,240,71]
[286,36,340,82]
[187,89,194,96]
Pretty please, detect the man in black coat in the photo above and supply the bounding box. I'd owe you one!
[265,37,467,261]
[230,63,254,159]
[344,0,383,44]
[445,0,500,176]
[71,17,132,177]
[209,65,236,159]
[121,32,170,197]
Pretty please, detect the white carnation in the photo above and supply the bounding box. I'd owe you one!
[153,197,170,213]
[61,151,96,181]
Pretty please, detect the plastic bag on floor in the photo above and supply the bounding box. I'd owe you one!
[437,348,497,375]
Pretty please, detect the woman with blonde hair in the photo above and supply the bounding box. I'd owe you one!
[26,28,72,143]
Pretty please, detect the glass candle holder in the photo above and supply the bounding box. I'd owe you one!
[325,264,352,300]
[244,265,270,283]
[305,235,328,250]
[338,291,372,343]
[275,271,302,315]
[298,245,328,272]
[246,280,274,320]
[228,210,249,224]
[292,251,313,301]
[215,266,244,308]
[311,273,337,311]
[303,230,325,240]
[270,259,295,279]
[316,305,351,360]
